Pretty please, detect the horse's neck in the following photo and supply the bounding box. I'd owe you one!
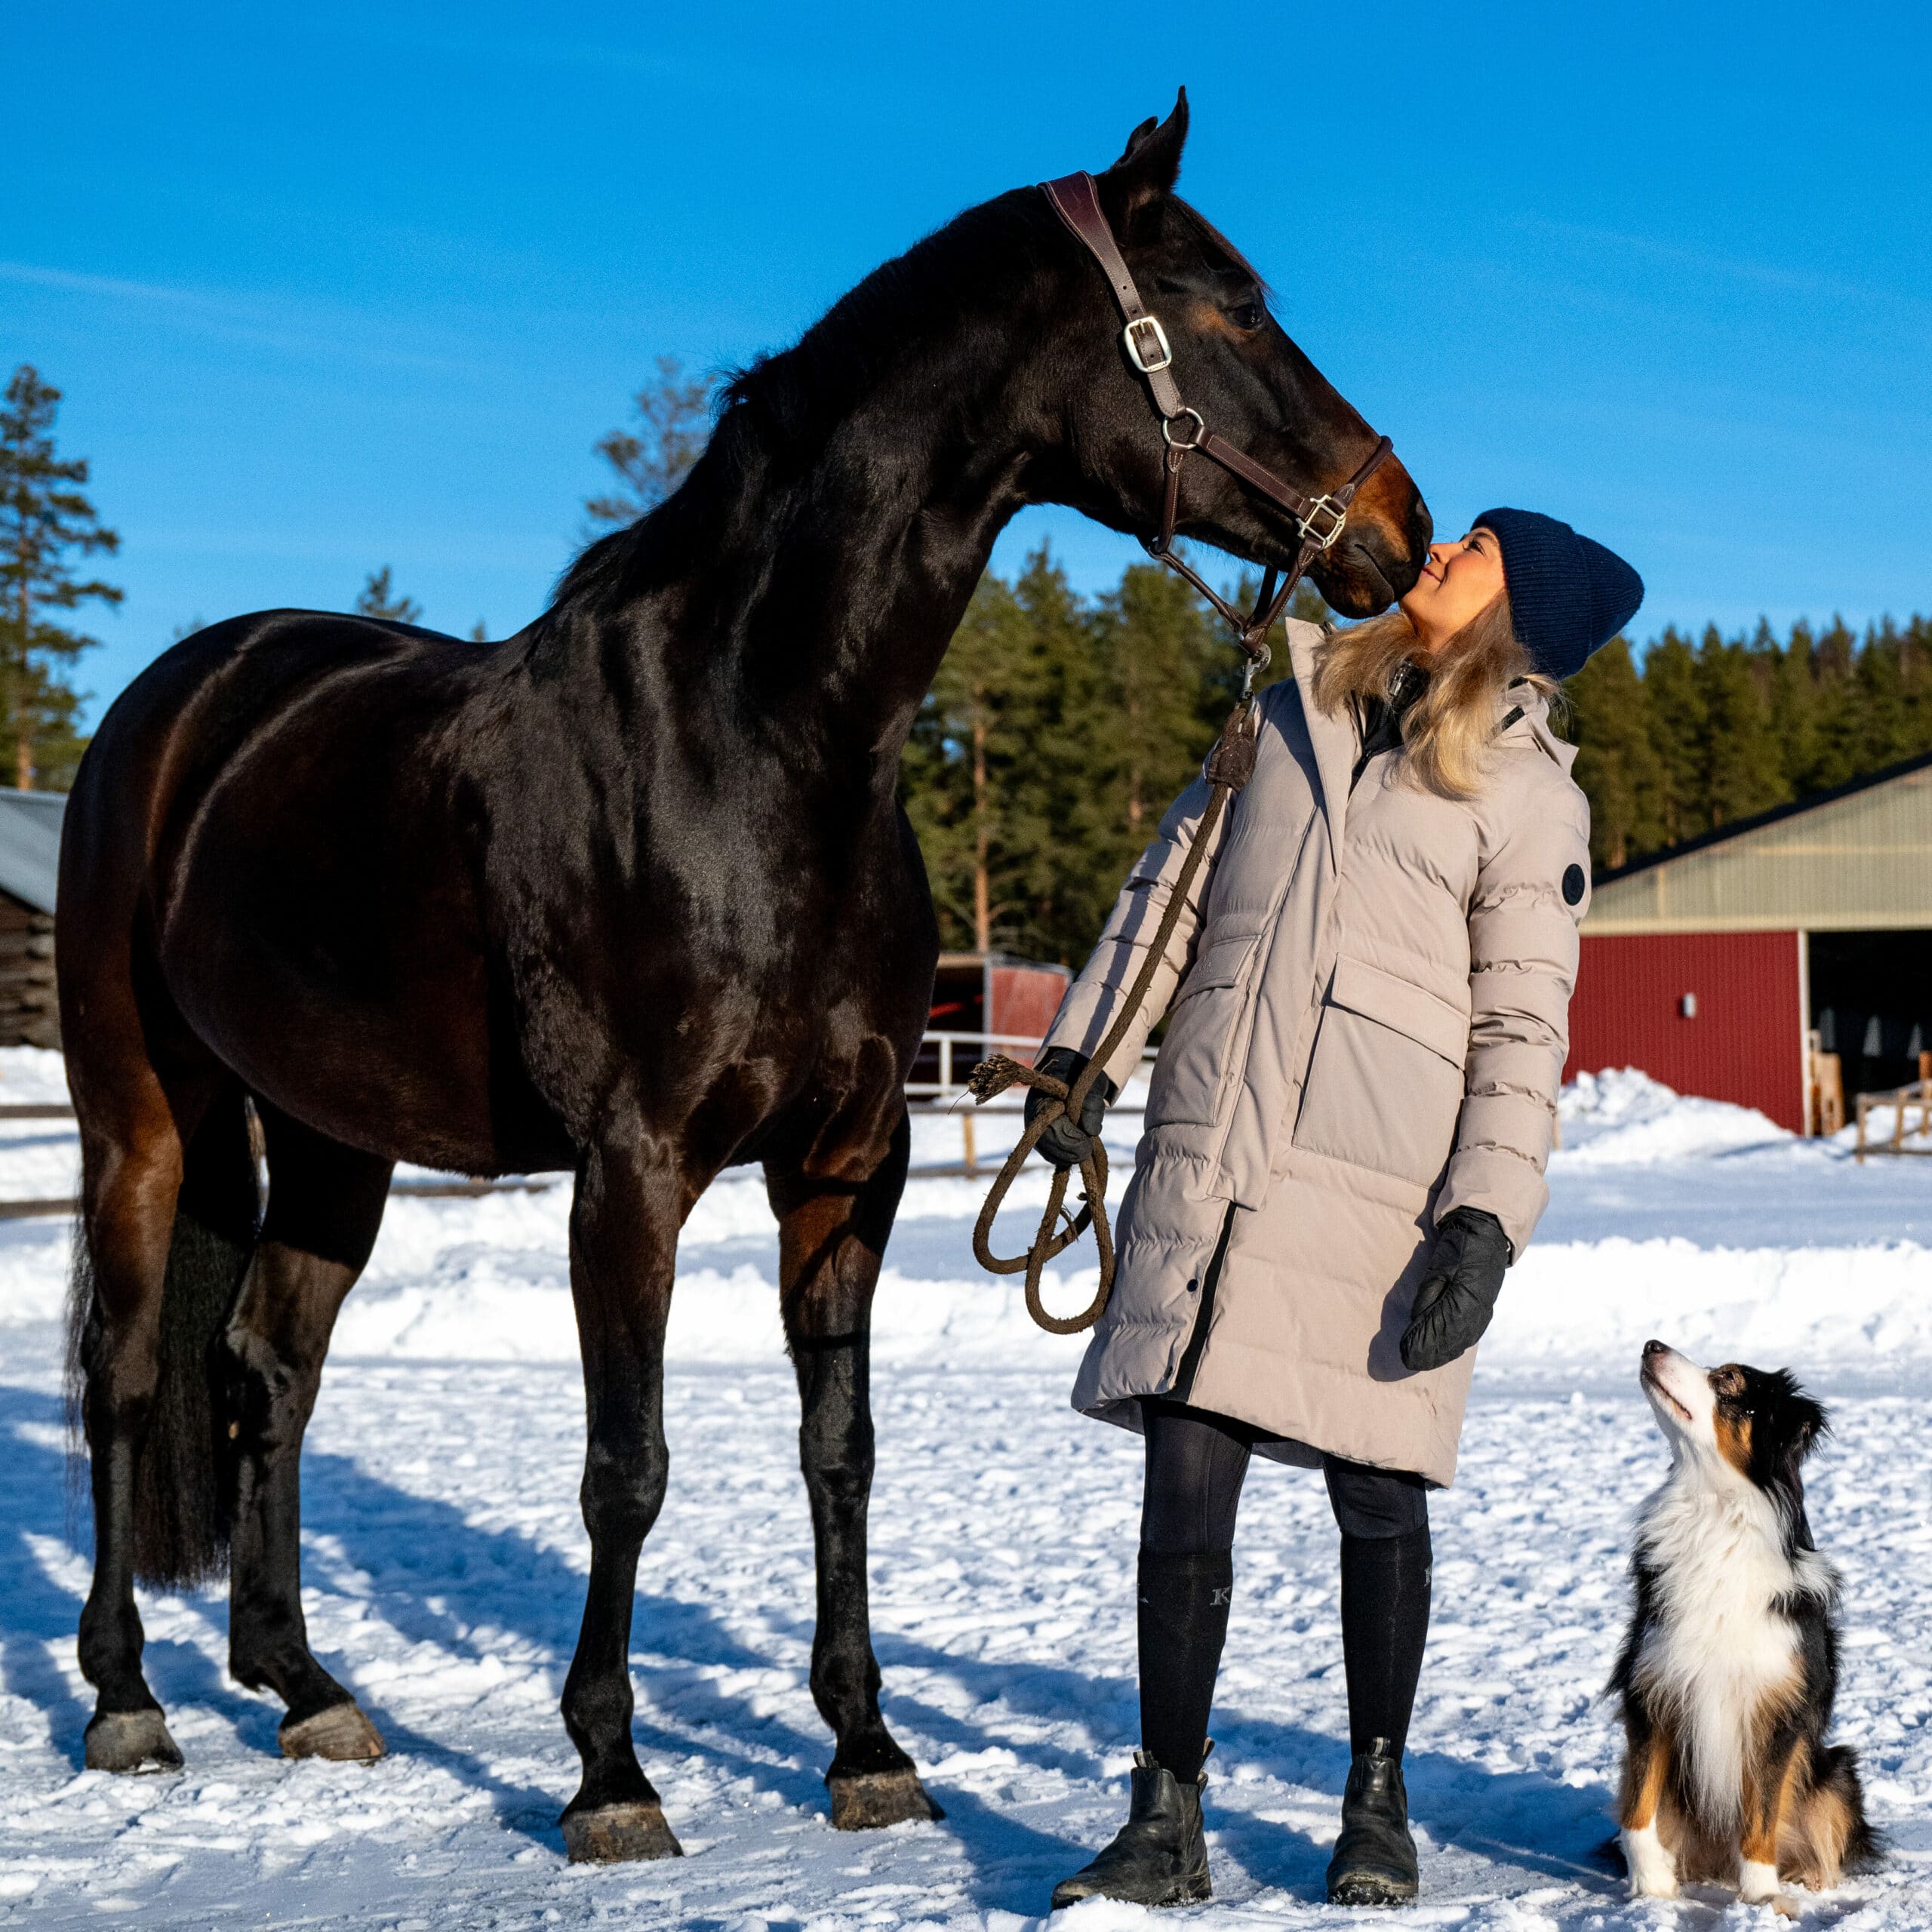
[740,426,1032,753]
[583,361,1042,787]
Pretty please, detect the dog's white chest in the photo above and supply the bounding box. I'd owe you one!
[1635,1483,1815,1819]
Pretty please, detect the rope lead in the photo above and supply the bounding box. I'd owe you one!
[968,698,1258,1334]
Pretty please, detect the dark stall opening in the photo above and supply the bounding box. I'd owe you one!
[1807,930,1932,1098]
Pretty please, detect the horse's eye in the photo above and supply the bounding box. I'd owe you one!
[1228,301,1264,331]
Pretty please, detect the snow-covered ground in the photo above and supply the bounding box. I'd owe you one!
[2,1048,1929,1927]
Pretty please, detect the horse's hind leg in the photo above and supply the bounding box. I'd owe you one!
[73,1087,189,1773]
[768,1110,940,1831]
[220,1103,392,1759]
[72,1001,256,1774]
[558,1131,682,1863]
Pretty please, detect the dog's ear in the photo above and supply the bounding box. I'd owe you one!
[1770,1381,1829,1552]
[1778,1435,1815,1550]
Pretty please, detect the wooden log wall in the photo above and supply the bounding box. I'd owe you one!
[0,893,59,1048]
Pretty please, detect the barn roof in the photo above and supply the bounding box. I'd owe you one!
[0,789,66,915]
[1586,749,1932,934]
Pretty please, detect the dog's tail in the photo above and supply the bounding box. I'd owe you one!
[1814,1744,1885,1874]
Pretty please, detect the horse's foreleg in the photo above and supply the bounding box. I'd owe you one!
[768,1113,941,1831]
[221,1108,392,1760]
[558,1136,682,1864]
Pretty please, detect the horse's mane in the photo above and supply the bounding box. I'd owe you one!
[549,186,1053,615]
[548,180,1262,619]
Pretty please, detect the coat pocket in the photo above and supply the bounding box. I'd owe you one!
[1146,931,1264,1129]
[1291,955,1470,1187]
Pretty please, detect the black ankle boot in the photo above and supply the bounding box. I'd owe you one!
[1051,1752,1211,1909]
[1326,1737,1419,1906]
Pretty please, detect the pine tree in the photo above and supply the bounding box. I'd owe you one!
[355,568,422,623]
[1565,636,1663,868]
[587,355,713,531]
[0,365,119,790]
[1853,617,1910,771]
[1807,617,1864,791]
[1765,619,1817,797]
[1697,625,1783,828]
[1091,561,1224,863]
[900,570,1052,955]
[1639,628,1708,845]
[1008,546,1104,958]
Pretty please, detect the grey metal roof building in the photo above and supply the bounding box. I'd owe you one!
[1587,749,1932,936]
[0,789,64,1047]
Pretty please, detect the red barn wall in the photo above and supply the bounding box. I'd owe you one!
[987,964,1069,1043]
[1565,931,1804,1132]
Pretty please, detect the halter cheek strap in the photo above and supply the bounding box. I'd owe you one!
[1041,171,1395,678]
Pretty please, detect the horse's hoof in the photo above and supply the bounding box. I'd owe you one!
[279,1702,385,1761]
[561,1801,685,1863]
[85,1708,183,1774]
[828,1766,945,1830]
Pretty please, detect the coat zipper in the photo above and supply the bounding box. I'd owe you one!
[1170,1201,1238,1404]
[1203,805,1320,1183]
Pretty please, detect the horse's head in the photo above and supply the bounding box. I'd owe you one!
[1038,93,1430,617]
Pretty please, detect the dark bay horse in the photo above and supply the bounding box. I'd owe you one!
[60,94,1428,1860]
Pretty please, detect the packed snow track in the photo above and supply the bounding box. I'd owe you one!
[2,1053,1927,1927]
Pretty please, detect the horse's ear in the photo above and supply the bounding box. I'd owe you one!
[1101,88,1188,217]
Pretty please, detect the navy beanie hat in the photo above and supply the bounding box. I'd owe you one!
[1472,507,1644,681]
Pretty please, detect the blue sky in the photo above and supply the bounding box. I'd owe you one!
[8,2,1929,726]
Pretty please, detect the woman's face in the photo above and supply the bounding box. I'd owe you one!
[1399,527,1506,654]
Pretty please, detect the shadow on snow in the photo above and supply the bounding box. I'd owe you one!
[2,1377,1619,1912]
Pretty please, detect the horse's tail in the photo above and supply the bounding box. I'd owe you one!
[67,1088,261,1588]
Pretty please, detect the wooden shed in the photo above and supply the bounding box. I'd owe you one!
[0,788,63,1048]
[1571,752,1932,1131]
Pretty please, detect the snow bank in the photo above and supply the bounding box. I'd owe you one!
[1555,1064,1792,1164]
[10,1060,1932,1378]
[326,1232,1932,1375]
[0,1045,71,1106]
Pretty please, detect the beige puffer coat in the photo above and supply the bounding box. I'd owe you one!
[1041,620,1590,1484]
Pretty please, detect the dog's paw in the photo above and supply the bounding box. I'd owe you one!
[1622,1823,1678,1900]
[1740,1860,1799,1916]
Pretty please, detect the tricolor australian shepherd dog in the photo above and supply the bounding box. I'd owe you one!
[1612,1341,1877,1912]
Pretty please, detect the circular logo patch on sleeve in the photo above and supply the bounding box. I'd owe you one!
[1562,863,1586,906]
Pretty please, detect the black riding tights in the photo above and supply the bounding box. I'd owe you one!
[1135,1397,1433,1783]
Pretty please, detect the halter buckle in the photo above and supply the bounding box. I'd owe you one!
[1123,315,1173,375]
[1300,494,1349,550]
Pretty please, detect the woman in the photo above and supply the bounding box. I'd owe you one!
[1034,509,1643,1910]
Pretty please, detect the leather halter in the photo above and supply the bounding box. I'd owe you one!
[1042,171,1396,679]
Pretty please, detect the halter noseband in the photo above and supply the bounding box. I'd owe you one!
[1041,171,1395,684]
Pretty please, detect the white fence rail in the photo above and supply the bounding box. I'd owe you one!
[0,1035,1155,1206]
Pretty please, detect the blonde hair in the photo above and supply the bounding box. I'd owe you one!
[1310,595,1561,798]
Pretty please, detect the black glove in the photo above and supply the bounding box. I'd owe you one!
[1399,1207,1512,1372]
[1024,1048,1118,1171]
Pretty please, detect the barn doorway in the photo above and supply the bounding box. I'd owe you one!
[1807,930,1932,1097]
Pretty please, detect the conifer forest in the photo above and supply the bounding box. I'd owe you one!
[909,549,1932,966]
